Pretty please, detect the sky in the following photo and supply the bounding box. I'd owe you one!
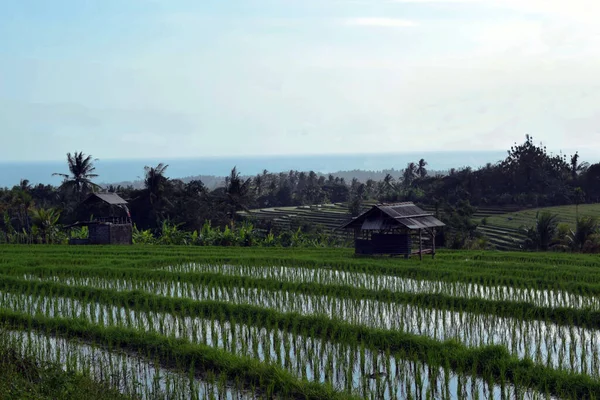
[1,0,600,162]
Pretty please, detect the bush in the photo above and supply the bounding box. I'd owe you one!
[583,234,600,253]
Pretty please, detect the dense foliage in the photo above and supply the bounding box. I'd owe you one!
[1,136,598,248]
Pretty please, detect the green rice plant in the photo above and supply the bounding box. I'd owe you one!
[15,267,600,335]
[0,278,597,398]
[3,246,600,399]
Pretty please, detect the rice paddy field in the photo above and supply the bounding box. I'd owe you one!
[484,204,600,231]
[477,203,600,251]
[2,246,600,399]
[238,202,529,250]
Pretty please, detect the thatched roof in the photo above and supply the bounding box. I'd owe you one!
[82,192,128,206]
[340,202,445,231]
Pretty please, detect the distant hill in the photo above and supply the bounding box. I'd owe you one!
[103,168,448,190]
[102,175,226,190]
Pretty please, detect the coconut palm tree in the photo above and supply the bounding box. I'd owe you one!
[19,179,31,192]
[403,162,417,187]
[379,174,395,200]
[521,211,559,251]
[253,174,264,196]
[567,216,598,251]
[144,163,169,205]
[52,152,99,201]
[224,167,253,218]
[136,163,172,230]
[417,159,428,178]
[570,152,590,181]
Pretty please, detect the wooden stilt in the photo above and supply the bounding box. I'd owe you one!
[419,229,423,261]
[431,228,436,259]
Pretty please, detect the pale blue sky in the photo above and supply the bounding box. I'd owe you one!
[1,0,600,162]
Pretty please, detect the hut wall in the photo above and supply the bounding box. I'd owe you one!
[89,224,111,244]
[88,223,132,245]
[109,224,133,245]
[371,233,411,255]
[355,239,373,254]
[355,233,411,255]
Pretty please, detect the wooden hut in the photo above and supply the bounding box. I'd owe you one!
[339,202,445,259]
[67,192,132,245]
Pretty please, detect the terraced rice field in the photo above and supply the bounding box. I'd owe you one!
[478,203,600,251]
[485,204,600,231]
[239,202,526,249]
[238,203,354,233]
[477,225,525,251]
[2,246,600,399]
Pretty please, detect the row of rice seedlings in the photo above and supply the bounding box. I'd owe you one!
[9,251,600,297]
[15,270,600,336]
[455,252,600,270]
[9,244,600,285]
[0,291,558,400]
[1,328,253,400]
[159,263,600,310]
[13,274,600,378]
[219,253,600,286]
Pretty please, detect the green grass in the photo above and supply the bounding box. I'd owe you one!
[0,344,130,400]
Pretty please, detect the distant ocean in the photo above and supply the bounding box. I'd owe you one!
[1,151,509,188]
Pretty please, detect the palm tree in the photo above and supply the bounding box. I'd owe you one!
[144,163,169,205]
[383,173,394,188]
[573,187,586,218]
[521,211,559,251]
[379,174,395,200]
[138,163,171,229]
[567,216,598,251]
[402,162,417,187]
[253,174,264,196]
[416,159,428,178]
[52,152,99,201]
[570,152,590,181]
[224,167,253,220]
[19,179,31,192]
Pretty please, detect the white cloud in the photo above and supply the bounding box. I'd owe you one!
[343,17,418,27]
[392,0,600,24]
[389,0,479,2]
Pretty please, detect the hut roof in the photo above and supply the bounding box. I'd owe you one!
[82,192,128,206]
[340,202,445,231]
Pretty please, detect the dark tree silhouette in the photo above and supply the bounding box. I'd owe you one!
[402,162,417,187]
[223,167,253,220]
[144,163,170,205]
[570,152,589,181]
[52,152,99,201]
[417,159,428,178]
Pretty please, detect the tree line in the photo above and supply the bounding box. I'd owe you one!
[1,135,599,248]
